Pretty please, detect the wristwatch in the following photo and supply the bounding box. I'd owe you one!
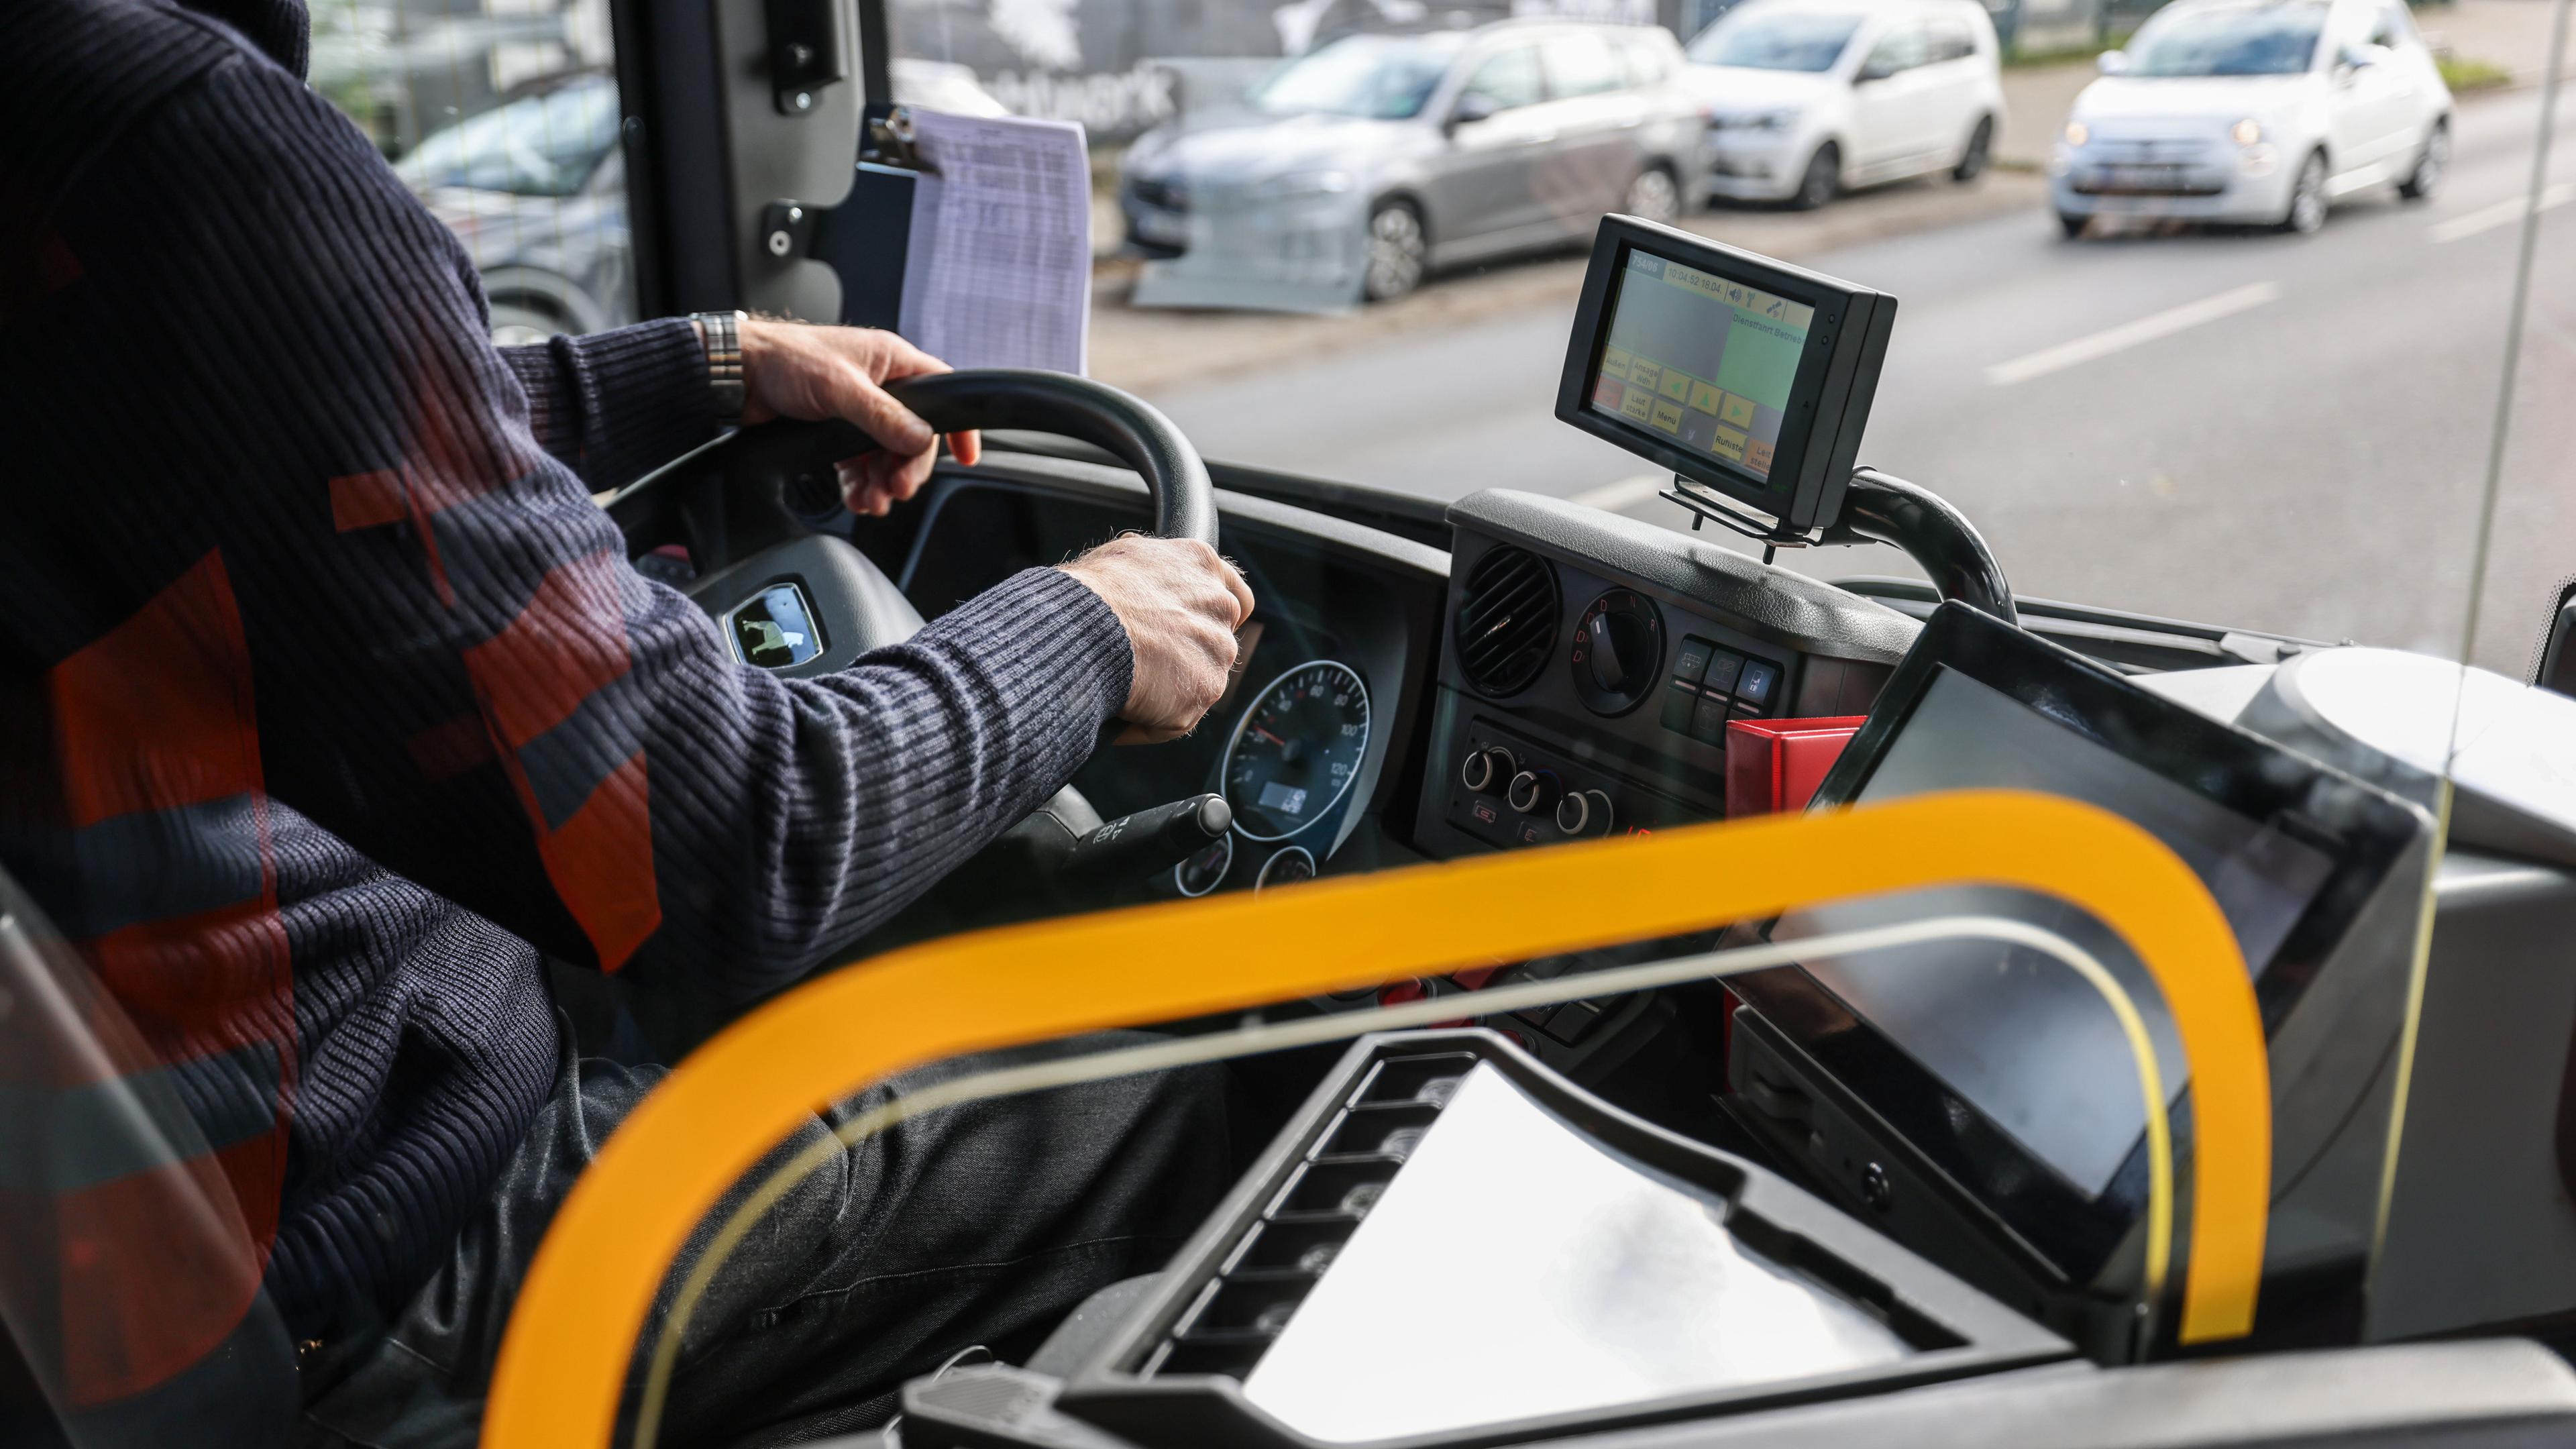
[692,309,748,423]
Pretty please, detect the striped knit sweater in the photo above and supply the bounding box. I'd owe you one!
[0,0,1131,1340]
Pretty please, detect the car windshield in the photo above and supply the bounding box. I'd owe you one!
[391,73,621,196]
[1686,9,1866,72]
[1248,33,1468,119]
[2123,1,2328,76]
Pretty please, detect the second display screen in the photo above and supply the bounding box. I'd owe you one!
[1584,250,1815,484]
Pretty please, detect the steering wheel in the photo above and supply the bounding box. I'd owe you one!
[603,368,1226,922]
[607,368,1217,657]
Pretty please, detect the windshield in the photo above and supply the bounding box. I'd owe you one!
[391,72,622,196]
[1248,33,1467,119]
[1686,9,1866,72]
[2123,1,2327,76]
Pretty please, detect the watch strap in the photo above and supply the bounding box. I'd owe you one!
[692,309,748,423]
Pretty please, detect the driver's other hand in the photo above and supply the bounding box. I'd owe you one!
[731,319,981,517]
[1061,537,1256,742]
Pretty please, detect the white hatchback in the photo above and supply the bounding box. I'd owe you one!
[1682,0,2007,209]
[2052,0,2452,235]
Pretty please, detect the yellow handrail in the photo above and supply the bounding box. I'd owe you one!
[483,790,2267,1448]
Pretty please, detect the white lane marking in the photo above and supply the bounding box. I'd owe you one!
[1570,472,1672,513]
[2430,182,2576,244]
[1984,282,2283,387]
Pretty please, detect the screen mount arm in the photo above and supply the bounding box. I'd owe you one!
[1660,467,2019,627]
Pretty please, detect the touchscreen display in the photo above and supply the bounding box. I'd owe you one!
[1772,668,2335,1199]
[1584,250,1816,484]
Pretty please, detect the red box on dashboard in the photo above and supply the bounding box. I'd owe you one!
[1725,716,1866,818]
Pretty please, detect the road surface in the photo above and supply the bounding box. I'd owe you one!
[1144,84,2576,674]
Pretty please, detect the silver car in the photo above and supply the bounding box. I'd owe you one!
[1120,21,1703,304]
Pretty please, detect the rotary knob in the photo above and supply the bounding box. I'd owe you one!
[1554,788,1613,838]
[1460,745,1517,794]
[1505,769,1560,816]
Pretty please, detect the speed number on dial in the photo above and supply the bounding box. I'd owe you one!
[1222,661,1371,842]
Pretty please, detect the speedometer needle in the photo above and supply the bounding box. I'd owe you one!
[1252,725,1288,747]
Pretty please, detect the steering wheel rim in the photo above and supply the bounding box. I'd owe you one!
[606,368,1219,558]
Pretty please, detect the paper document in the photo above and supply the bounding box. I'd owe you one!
[898,109,1092,375]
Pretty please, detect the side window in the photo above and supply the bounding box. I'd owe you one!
[1547,32,1629,97]
[313,3,635,345]
[1929,16,1979,62]
[1615,32,1676,87]
[1860,23,1930,77]
[2368,4,2409,48]
[1460,45,1548,111]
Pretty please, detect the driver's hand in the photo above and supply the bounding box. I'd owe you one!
[732,319,980,516]
[1061,537,1256,742]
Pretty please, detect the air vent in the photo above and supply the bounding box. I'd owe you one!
[1452,546,1558,698]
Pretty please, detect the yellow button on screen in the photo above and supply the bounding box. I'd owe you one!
[1711,425,1746,461]
[1627,360,1662,394]
[1602,347,1633,380]
[1720,393,1758,429]
[1650,397,1685,433]
[1688,380,1721,414]
[1621,388,1655,423]
[1659,370,1692,403]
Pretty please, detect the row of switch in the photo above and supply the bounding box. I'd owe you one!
[1513,998,1608,1047]
[1658,635,1784,746]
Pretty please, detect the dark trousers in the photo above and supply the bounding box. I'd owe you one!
[295,1035,1230,1448]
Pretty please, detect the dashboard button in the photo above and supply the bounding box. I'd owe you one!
[1703,649,1745,696]
[1736,657,1781,708]
[1671,636,1717,686]
[1556,788,1613,838]
[1659,678,1698,733]
[1542,1000,1607,1045]
[1689,692,1733,747]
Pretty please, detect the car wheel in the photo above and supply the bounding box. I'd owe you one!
[2057,211,2088,240]
[2398,119,2449,201]
[1792,142,1839,211]
[2278,150,2328,234]
[1624,164,1682,224]
[1364,200,1427,303]
[488,300,564,347]
[1952,116,1994,183]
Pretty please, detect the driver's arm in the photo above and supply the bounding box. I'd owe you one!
[89,59,1244,997]
[497,320,716,492]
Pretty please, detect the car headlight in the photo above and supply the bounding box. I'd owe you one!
[1260,170,1354,197]
[2063,120,2090,147]
[2230,117,2263,147]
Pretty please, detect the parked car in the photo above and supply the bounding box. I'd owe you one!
[1119,21,1703,303]
[2051,0,2451,236]
[1682,0,2005,209]
[394,70,635,344]
[397,64,1005,345]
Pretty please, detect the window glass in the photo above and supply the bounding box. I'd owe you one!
[1860,23,1931,76]
[1688,9,1867,72]
[1614,30,1675,86]
[1249,33,1469,119]
[1460,44,1548,111]
[2126,0,2330,76]
[1546,31,1629,99]
[1927,15,1978,61]
[313,0,634,345]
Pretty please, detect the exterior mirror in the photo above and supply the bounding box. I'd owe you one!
[1448,93,1500,131]
[1855,58,1896,83]
[2096,48,2129,75]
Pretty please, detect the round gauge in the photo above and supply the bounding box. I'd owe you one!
[1222,661,1371,842]
[1568,589,1664,716]
[1174,833,1234,898]
[1256,846,1318,893]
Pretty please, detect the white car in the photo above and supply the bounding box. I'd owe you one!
[2051,0,2451,236]
[1682,0,2006,210]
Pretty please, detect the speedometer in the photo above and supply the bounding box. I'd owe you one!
[1222,660,1371,842]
